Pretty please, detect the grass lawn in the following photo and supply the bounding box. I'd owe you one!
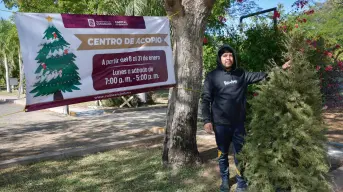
[0,144,236,192]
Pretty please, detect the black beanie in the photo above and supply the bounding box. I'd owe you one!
[218,47,233,58]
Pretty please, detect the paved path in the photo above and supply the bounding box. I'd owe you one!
[0,102,24,116]
[0,102,167,161]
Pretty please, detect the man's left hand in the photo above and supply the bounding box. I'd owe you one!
[282,60,291,70]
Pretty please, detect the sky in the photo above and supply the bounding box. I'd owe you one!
[0,2,17,20]
[257,0,301,12]
[257,0,297,11]
[0,0,327,20]
[256,0,326,12]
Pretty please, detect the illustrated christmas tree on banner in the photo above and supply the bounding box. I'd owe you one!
[30,16,81,101]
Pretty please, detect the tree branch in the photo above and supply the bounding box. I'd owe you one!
[203,0,216,9]
[164,0,183,16]
[335,50,343,61]
[334,0,343,6]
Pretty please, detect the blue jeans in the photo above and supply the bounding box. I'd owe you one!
[215,123,247,189]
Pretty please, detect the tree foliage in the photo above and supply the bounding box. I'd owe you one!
[239,33,330,192]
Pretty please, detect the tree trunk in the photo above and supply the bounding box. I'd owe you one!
[95,100,100,106]
[162,0,214,167]
[54,90,64,101]
[335,50,343,61]
[4,54,11,93]
[17,50,24,98]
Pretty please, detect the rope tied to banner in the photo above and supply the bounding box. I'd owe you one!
[167,10,181,20]
[176,87,202,94]
[0,9,16,13]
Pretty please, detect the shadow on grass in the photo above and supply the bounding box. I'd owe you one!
[0,143,238,192]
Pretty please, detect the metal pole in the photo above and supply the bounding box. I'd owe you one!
[64,105,69,115]
[239,7,277,32]
[95,0,101,107]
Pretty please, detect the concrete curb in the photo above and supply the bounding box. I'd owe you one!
[13,99,25,105]
[104,104,168,113]
[0,98,17,103]
[68,109,105,117]
[329,142,343,149]
[69,104,168,117]
[0,135,163,169]
[330,166,343,192]
[7,97,168,116]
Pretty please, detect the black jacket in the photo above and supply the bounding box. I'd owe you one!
[201,45,267,125]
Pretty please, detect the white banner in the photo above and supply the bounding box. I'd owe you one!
[15,13,175,111]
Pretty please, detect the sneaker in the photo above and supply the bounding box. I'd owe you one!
[235,187,247,192]
[220,179,230,192]
[220,183,229,192]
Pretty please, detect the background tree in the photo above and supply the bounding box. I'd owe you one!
[291,0,343,57]
[2,0,60,12]
[285,0,343,108]
[239,22,287,72]
[6,23,23,96]
[0,19,13,92]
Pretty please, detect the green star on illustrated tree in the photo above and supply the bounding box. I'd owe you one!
[238,33,331,192]
[30,16,81,101]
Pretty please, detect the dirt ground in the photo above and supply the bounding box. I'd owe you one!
[323,108,343,143]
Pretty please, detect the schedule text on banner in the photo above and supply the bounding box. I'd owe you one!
[15,13,176,112]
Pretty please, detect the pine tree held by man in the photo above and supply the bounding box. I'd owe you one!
[30,16,81,101]
[239,33,330,192]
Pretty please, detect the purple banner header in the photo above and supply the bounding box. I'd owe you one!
[61,14,146,29]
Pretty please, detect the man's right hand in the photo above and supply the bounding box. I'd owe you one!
[204,123,214,134]
[282,60,291,70]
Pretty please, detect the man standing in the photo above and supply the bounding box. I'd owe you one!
[201,45,290,192]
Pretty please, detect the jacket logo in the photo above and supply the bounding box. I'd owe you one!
[224,80,237,86]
